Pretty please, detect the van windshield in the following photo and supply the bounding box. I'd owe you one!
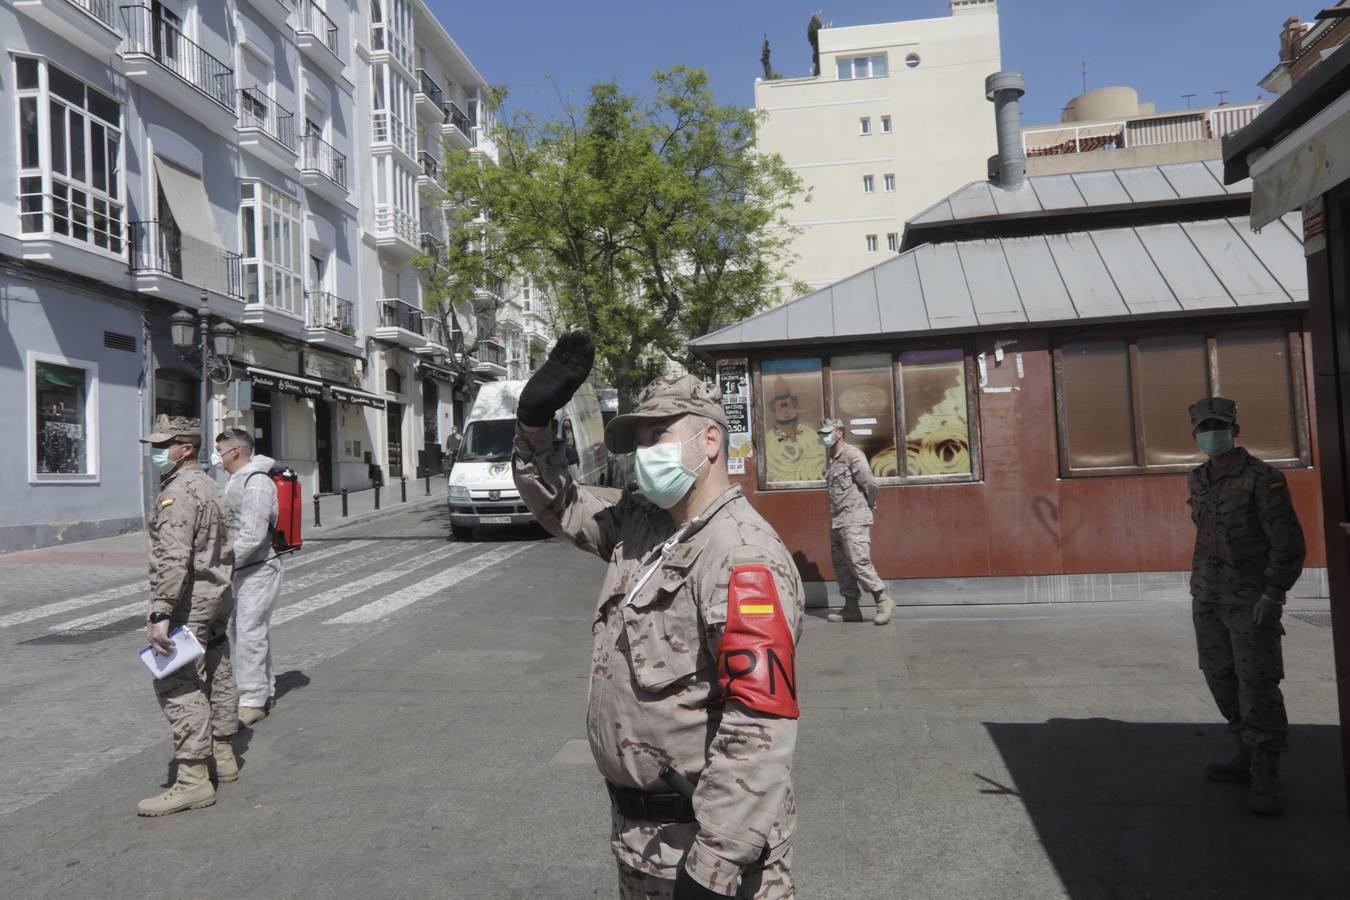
[457,419,516,463]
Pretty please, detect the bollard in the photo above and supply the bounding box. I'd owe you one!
[341,487,349,518]
[313,492,322,529]
[425,472,431,497]
[374,483,381,510]
[401,475,408,503]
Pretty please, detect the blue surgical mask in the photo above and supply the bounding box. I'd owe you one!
[821,433,837,448]
[1196,429,1234,456]
[635,432,707,510]
[151,447,178,471]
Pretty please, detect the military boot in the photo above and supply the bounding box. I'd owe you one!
[1204,738,1251,783]
[238,705,268,728]
[1248,746,1284,816]
[873,592,896,626]
[136,761,216,817]
[827,596,863,623]
[212,737,239,783]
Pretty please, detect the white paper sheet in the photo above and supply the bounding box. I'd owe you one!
[139,626,204,679]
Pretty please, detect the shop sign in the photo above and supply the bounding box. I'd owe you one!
[305,352,358,386]
[331,387,387,409]
[717,360,753,475]
[247,367,324,399]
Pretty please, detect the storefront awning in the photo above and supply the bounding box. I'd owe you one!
[154,156,225,252]
[246,366,325,400]
[329,386,387,409]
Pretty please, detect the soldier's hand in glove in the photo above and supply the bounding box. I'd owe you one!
[1253,593,1285,627]
[674,866,733,899]
[516,331,595,427]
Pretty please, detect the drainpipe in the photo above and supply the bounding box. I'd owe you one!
[986,70,1027,189]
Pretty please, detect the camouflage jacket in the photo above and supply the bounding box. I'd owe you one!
[513,425,803,892]
[825,442,877,528]
[148,466,235,618]
[1187,448,1306,605]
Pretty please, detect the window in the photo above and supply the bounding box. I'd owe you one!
[1055,324,1309,475]
[386,367,403,394]
[522,278,533,312]
[886,232,898,252]
[837,54,888,80]
[15,56,123,254]
[859,116,871,136]
[862,175,874,193]
[758,349,975,486]
[865,234,878,252]
[884,174,895,192]
[29,352,98,482]
[371,62,416,156]
[370,0,413,70]
[881,115,892,134]
[240,181,303,315]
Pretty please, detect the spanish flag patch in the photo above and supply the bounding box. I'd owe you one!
[739,603,775,616]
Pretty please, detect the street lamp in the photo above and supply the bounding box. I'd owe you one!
[171,294,239,458]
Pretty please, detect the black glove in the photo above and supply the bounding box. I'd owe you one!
[674,866,732,899]
[516,331,595,427]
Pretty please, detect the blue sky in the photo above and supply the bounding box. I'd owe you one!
[429,0,1292,125]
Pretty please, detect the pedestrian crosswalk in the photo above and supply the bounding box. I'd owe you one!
[3,536,521,640]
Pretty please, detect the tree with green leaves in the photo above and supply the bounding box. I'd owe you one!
[424,66,806,412]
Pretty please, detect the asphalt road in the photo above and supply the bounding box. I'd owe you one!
[0,503,1346,899]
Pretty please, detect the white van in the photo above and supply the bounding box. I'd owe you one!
[446,380,608,540]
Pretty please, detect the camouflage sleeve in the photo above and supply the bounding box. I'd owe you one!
[850,446,878,508]
[686,548,802,894]
[511,423,627,561]
[1186,470,1201,526]
[148,491,198,616]
[1255,471,1306,594]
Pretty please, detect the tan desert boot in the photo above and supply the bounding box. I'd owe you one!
[873,592,896,626]
[212,737,239,783]
[238,705,268,728]
[827,596,863,623]
[136,761,216,817]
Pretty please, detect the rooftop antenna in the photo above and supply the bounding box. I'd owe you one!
[1079,60,1088,94]
[1182,93,1196,108]
[1215,89,1229,106]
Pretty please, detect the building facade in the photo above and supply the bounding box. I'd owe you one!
[754,0,1001,292]
[0,0,505,551]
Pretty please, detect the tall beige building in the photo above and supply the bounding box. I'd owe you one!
[756,0,1001,291]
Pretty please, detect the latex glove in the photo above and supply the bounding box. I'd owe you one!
[673,867,733,899]
[1253,595,1284,627]
[147,620,173,655]
[516,331,595,427]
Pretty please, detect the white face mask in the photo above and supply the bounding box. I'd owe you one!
[209,450,224,469]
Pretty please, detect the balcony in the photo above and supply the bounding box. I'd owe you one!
[373,205,420,259]
[374,298,428,350]
[470,126,499,164]
[422,314,454,352]
[300,133,349,205]
[415,69,444,123]
[469,338,507,377]
[241,0,293,29]
[417,150,440,188]
[371,109,417,164]
[305,290,358,352]
[120,4,236,138]
[13,0,123,57]
[15,187,128,283]
[296,0,344,78]
[418,231,446,262]
[442,100,472,150]
[237,87,298,170]
[129,219,242,308]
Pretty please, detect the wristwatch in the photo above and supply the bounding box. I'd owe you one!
[148,611,172,624]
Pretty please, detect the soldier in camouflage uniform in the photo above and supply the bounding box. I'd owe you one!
[1186,397,1305,816]
[513,334,803,899]
[137,415,239,816]
[819,419,895,626]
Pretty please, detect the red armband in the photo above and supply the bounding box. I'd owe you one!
[717,564,799,718]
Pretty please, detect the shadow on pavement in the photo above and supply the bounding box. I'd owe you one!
[274,669,311,702]
[983,718,1350,898]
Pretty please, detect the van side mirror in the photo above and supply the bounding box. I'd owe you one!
[565,445,580,466]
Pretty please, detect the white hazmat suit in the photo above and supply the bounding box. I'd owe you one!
[224,454,283,709]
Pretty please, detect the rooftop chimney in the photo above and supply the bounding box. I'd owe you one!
[986,70,1026,190]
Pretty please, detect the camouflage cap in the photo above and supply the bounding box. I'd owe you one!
[1188,396,1237,427]
[140,414,201,444]
[818,418,844,433]
[604,374,729,453]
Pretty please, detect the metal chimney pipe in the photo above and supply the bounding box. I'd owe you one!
[985,70,1027,189]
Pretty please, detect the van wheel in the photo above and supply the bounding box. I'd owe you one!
[451,524,474,541]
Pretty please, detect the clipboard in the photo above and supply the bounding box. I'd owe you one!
[139,626,204,679]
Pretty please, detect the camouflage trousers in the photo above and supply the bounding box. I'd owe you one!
[153,599,238,760]
[830,526,885,598]
[616,851,794,899]
[1192,600,1288,751]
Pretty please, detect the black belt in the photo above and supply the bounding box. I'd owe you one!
[606,781,696,824]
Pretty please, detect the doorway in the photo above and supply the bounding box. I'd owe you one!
[252,387,274,458]
[386,401,404,478]
[316,400,334,494]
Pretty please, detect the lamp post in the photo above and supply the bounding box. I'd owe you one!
[170,294,238,459]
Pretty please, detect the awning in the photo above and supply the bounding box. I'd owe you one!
[417,362,459,382]
[246,366,325,399]
[153,156,225,251]
[330,385,387,409]
[1249,88,1350,229]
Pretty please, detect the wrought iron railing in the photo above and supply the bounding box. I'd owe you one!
[471,339,506,368]
[416,69,443,106]
[306,290,354,335]
[68,0,119,27]
[419,231,446,259]
[297,0,339,56]
[238,86,297,151]
[417,150,439,180]
[443,100,470,137]
[377,298,424,335]
[129,219,242,298]
[301,133,348,188]
[119,5,235,111]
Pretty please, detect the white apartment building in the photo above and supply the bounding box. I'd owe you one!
[755,0,1001,291]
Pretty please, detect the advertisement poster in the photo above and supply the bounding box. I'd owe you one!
[717,360,752,474]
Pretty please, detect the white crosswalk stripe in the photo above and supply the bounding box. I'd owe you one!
[325,544,531,625]
[20,539,376,633]
[270,541,478,626]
